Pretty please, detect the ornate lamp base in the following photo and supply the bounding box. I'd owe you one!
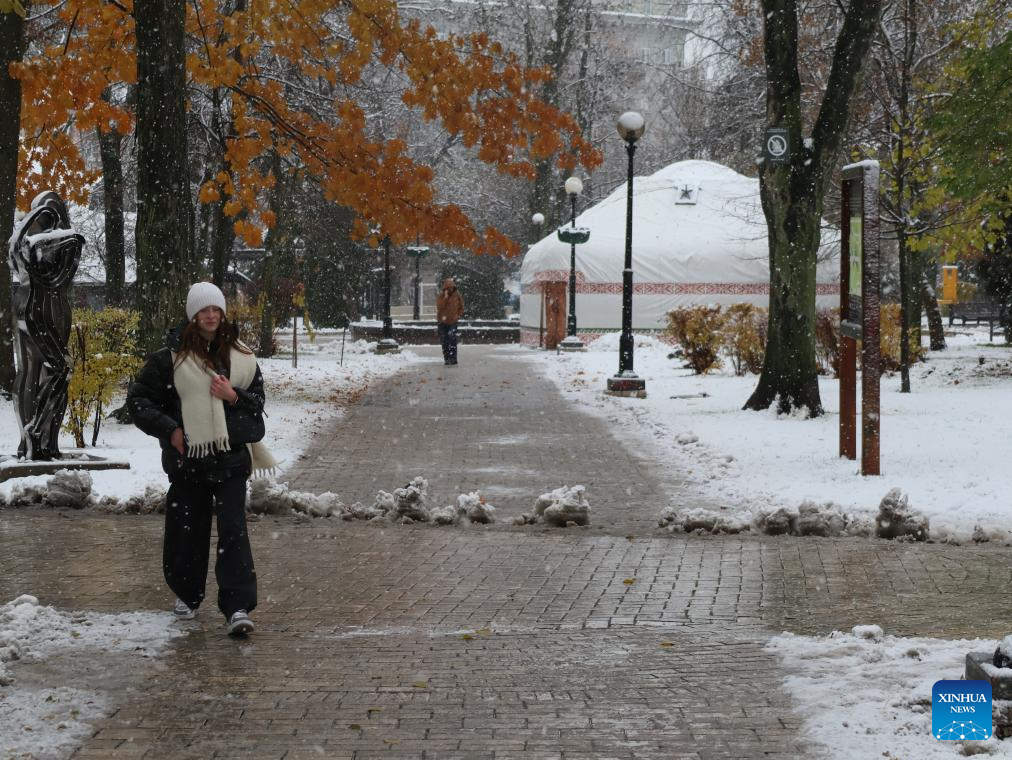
[374,338,401,354]
[558,335,586,352]
[606,373,646,398]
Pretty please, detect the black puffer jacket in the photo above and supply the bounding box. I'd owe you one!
[127,322,266,483]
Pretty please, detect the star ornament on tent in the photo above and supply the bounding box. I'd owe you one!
[674,184,698,205]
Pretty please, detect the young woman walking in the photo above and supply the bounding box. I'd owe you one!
[128,282,275,636]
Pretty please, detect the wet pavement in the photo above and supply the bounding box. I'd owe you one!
[2,345,1010,759]
[284,345,693,536]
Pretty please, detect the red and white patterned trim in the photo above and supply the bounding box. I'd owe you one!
[522,280,840,296]
[519,328,678,347]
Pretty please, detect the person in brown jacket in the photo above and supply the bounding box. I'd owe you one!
[436,278,465,365]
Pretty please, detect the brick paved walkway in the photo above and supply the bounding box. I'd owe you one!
[285,346,693,535]
[2,345,1010,759]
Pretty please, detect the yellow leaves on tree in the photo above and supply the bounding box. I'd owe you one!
[14,0,600,258]
[65,307,142,449]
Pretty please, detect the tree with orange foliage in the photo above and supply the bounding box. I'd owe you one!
[10,0,600,348]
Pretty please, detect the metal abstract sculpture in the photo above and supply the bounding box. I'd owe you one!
[7,191,84,460]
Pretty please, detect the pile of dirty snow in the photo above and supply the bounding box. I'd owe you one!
[515,485,590,527]
[659,488,931,542]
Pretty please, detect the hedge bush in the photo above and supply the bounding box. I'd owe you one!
[666,306,728,374]
[723,303,767,376]
[815,308,840,376]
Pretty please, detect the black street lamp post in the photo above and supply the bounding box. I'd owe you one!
[292,237,305,369]
[530,212,545,347]
[406,242,430,321]
[607,111,647,397]
[377,235,400,353]
[558,176,588,351]
[368,266,383,319]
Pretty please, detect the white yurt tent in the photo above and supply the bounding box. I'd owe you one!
[519,160,840,346]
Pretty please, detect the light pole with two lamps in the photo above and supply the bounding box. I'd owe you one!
[606,111,647,397]
[558,176,589,351]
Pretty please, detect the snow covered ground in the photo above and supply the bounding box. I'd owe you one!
[768,626,1009,758]
[3,326,1012,756]
[525,325,1012,542]
[0,339,418,503]
[0,595,181,759]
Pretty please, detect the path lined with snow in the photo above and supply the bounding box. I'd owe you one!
[282,344,687,534]
[4,332,1011,758]
[528,327,1012,542]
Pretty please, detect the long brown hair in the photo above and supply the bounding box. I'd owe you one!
[173,313,252,372]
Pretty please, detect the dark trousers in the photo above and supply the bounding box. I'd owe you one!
[163,474,257,619]
[438,323,459,364]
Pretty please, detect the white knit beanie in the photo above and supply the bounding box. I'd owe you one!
[186,282,227,321]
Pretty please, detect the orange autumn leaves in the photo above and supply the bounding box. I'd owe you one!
[14,0,601,256]
[14,0,134,205]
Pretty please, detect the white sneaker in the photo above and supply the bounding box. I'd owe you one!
[173,599,196,620]
[227,610,254,636]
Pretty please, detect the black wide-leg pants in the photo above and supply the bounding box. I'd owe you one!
[163,474,257,619]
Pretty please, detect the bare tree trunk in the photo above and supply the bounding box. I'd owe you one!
[98,88,126,307]
[745,193,824,413]
[526,0,579,233]
[745,0,883,415]
[134,0,191,352]
[921,270,946,350]
[0,4,27,396]
[256,152,286,358]
[895,0,917,392]
[898,233,911,391]
[908,247,924,350]
[210,201,236,288]
[195,163,214,262]
[209,91,238,290]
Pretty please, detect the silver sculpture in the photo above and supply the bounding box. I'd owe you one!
[7,191,84,460]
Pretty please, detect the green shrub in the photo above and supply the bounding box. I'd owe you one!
[65,308,143,448]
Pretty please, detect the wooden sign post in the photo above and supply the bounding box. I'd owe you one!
[839,160,881,476]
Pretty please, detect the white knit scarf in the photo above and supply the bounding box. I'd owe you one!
[172,343,278,477]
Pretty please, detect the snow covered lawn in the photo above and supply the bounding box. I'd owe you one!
[768,625,1008,758]
[526,327,1012,541]
[0,340,419,503]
